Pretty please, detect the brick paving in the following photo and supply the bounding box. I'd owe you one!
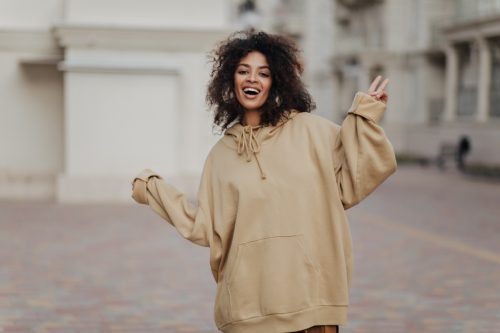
[1,165,499,333]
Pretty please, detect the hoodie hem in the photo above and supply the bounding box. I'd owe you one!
[218,305,347,333]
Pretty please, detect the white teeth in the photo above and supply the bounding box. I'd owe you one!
[243,88,260,95]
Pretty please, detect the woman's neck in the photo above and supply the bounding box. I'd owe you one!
[243,110,261,126]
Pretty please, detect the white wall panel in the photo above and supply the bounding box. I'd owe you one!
[65,72,179,177]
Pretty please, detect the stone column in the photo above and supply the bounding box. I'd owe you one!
[476,37,491,123]
[444,43,458,122]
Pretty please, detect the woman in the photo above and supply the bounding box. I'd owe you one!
[131,30,397,333]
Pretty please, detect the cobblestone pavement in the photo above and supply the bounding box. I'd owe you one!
[1,165,499,333]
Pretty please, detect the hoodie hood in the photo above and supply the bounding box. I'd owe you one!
[222,110,300,180]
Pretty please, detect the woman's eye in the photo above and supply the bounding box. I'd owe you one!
[238,70,248,75]
[260,73,270,78]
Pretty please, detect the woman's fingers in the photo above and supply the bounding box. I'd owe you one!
[367,76,389,103]
[368,75,382,93]
[368,75,389,92]
[376,78,389,93]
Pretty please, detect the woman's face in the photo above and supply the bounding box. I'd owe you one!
[234,51,272,112]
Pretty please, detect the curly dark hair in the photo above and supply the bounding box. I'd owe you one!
[206,30,315,130]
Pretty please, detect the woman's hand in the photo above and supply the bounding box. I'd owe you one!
[367,75,389,104]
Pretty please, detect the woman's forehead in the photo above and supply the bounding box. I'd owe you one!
[238,51,269,67]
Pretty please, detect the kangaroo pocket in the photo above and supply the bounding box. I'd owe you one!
[227,234,319,322]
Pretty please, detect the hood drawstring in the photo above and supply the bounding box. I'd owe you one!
[236,125,267,180]
[225,111,299,180]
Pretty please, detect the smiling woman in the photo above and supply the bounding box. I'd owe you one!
[131,30,397,333]
[206,30,315,130]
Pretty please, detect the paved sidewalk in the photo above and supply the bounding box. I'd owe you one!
[345,166,500,333]
[1,165,499,333]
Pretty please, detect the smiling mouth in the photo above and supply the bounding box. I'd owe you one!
[243,88,260,96]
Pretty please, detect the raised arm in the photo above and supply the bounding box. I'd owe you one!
[333,76,397,209]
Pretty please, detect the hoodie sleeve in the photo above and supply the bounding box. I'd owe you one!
[131,155,215,248]
[332,91,397,210]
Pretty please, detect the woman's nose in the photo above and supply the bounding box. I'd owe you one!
[247,71,257,82]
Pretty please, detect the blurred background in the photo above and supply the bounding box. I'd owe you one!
[1,0,499,332]
[1,0,500,202]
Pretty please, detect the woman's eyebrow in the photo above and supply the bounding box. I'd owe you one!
[237,63,270,70]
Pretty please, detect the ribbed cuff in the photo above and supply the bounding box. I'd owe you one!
[347,92,386,124]
[131,169,162,204]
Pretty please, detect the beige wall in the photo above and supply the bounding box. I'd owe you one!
[1,0,231,202]
[0,0,63,199]
[0,53,63,199]
[0,0,64,201]
[0,0,63,29]
[56,0,230,202]
[64,0,229,29]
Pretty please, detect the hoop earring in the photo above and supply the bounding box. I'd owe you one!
[275,95,282,107]
[223,89,235,103]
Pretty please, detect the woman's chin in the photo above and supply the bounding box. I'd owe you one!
[239,101,265,112]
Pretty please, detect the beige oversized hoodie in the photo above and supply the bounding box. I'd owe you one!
[131,92,397,333]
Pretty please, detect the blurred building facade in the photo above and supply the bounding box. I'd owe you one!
[1,0,232,202]
[330,0,500,166]
[0,0,338,203]
[234,0,500,167]
[2,0,500,203]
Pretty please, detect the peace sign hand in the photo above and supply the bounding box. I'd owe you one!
[367,75,389,104]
